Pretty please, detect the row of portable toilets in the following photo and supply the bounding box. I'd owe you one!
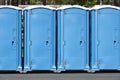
[0,5,120,73]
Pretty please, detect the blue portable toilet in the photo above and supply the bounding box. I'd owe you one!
[90,5,120,72]
[24,6,56,72]
[57,6,90,72]
[0,6,22,72]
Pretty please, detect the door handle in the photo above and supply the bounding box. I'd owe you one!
[46,41,49,45]
[80,41,83,46]
[114,40,117,46]
[12,41,14,46]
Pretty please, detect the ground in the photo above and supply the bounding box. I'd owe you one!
[0,71,119,80]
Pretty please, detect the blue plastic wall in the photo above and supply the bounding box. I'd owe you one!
[24,7,56,72]
[0,7,22,71]
[90,7,120,71]
[57,7,89,71]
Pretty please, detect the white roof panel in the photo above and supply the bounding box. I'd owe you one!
[90,5,120,10]
[0,6,22,10]
[24,5,56,10]
[57,5,89,10]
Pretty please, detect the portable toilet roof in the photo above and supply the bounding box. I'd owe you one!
[57,5,89,10]
[0,5,22,10]
[90,5,120,10]
[24,5,56,10]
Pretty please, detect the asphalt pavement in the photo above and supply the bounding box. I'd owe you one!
[0,71,119,80]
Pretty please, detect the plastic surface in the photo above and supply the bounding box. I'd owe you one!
[24,6,56,10]
[57,7,89,71]
[90,6,120,71]
[57,5,89,10]
[90,5,120,10]
[24,7,56,72]
[0,6,22,10]
[0,6,22,71]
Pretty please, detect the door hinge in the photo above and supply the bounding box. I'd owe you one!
[64,60,67,65]
[63,10,66,15]
[29,40,32,46]
[29,10,32,15]
[62,41,66,45]
[29,61,32,65]
[97,60,101,65]
[63,60,67,69]
[97,10,101,14]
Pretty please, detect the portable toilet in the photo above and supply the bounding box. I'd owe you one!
[57,6,90,72]
[0,6,22,72]
[90,5,120,72]
[24,6,56,72]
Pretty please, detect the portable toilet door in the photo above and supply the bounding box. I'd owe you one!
[90,5,120,71]
[24,6,56,72]
[57,6,89,72]
[0,6,22,72]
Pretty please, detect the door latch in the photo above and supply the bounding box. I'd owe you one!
[12,41,14,45]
